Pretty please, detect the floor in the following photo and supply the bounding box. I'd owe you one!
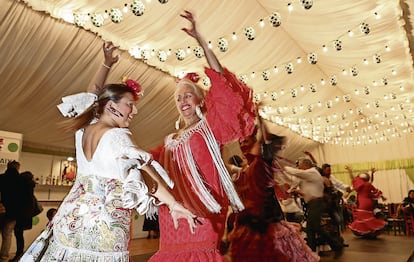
[129,230,414,262]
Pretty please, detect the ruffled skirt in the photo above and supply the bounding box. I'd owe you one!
[228,220,319,262]
[349,209,386,237]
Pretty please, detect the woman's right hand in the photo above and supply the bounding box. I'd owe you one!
[168,201,198,234]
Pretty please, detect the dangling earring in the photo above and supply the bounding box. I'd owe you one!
[195,105,204,119]
[175,115,181,130]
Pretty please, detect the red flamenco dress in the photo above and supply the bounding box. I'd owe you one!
[348,176,386,237]
[149,68,256,261]
[228,154,319,262]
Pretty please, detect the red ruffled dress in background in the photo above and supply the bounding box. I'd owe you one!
[149,68,256,261]
[228,154,319,262]
[348,177,386,237]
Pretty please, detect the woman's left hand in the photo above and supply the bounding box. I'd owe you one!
[103,41,120,67]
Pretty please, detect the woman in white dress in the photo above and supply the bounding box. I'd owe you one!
[21,41,196,262]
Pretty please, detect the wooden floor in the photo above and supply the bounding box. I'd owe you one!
[129,230,414,262]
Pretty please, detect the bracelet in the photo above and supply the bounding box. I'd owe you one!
[102,62,111,69]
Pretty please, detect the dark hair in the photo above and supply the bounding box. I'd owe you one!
[59,83,137,132]
[7,160,20,170]
[229,155,243,167]
[321,163,331,170]
[46,208,57,220]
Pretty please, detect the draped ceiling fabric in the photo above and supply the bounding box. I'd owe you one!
[1,0,414,164]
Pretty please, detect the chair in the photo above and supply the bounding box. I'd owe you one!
[403,213,414,236]
[385,203,406,236]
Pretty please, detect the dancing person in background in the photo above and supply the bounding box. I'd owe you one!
[228,119,319,262]
[284,158,345,258]
[20,41,196,261]
[346,166,386,238]
[149,10,256,261]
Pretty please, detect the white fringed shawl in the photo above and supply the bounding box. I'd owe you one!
[166,119,244,213]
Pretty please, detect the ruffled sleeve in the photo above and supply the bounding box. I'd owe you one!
[57,92,97,117]
[205,67,257,144]
[111,129,173,217]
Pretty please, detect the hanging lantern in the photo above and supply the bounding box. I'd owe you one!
[360,22,370,35]
[244,27,256,40]
[157,50,167,62]
[300,0,313,9]
[74,13,86,27]
[285,62,294,74]
[329,75,337,86]
[350,66,358,76]
[217,38,229,52]
[193,46,204,58]
[307,52,318,64]
[130,0,145,16]
[175,49,186,61]
[333,40,342,51]
[91,13,104,27]
[309,83,317,92]
[269,12,282,27]
[262,70,270,81]
[109,8,123,23]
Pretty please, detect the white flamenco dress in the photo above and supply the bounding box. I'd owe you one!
[21,93,173,262]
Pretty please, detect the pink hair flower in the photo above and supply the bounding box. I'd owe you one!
[124,79,143,99]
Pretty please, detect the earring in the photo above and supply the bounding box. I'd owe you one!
[175,115,181,130]
[195,105,204,119]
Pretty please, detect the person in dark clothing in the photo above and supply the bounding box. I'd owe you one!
[0,161,22,262]
[9,171,37,262]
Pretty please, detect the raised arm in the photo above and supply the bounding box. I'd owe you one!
[304,151,317,166]
[370,167,376,183]
[345,165,354,180]
[181,10,223,74]
[87,41,120,94]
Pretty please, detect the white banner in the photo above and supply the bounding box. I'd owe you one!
[0,130,23,172]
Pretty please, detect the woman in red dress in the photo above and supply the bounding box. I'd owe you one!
[346,166,386,237]
[227,121,319,262]
[149,10,256,261]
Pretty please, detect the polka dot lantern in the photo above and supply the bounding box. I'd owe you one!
[141,49,150,60]
[301,0,313,9]
[202,77,211,87]
[262,70,270,81]
[307,52,318,64]
[350,66,358,76]
[360,23,370,35]
[329,75,337,86]
[269,12,281,27]
[193,46,204,58]
[285,63,294,74]
[110,8,123,23]
[158,0,168,3]
[364,86,370,95]
[373,53,381,63]
[333,40,342,51]
[309,83,317,93]
[74,13,86,27]
[239,75,248,84]
[130,0,145,16]
[217,38,229,52]
[176,49,186,61]
[157,50,167,62]
[244,27,255,40]
[91,13,104,27]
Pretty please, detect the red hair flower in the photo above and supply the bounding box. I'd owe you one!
[124,79,142,100]
[184,72,200,83]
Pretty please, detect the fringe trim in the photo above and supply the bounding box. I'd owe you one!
[167,119,244,213]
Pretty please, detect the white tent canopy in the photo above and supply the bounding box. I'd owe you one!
[1,0,414,164]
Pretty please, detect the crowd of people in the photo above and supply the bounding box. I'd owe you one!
[1,9,412,262]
